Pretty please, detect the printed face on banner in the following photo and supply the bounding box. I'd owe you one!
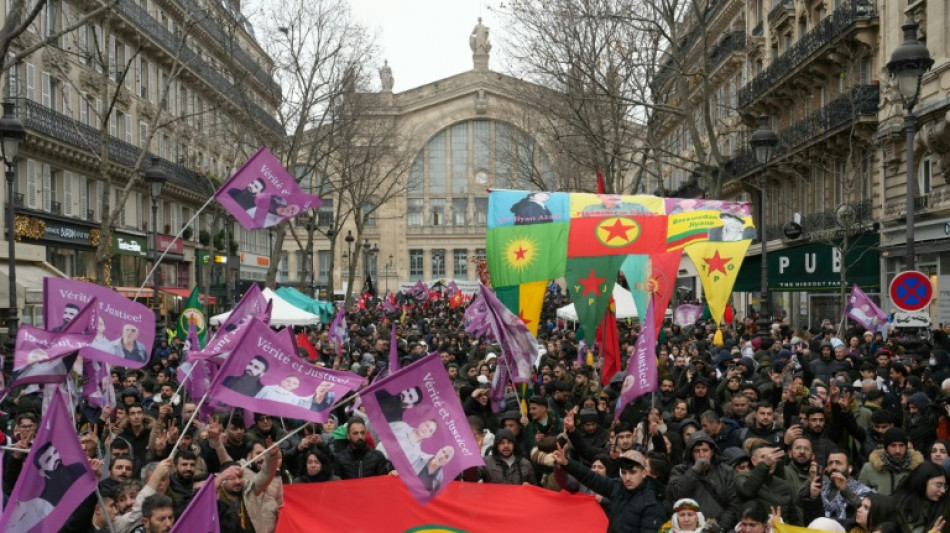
[570,193,665,218]
[665,198,756,249]
[211,320,364,423]
[487,190,571,228]
[216,147,321,230]
[44,278,154,368]
[363,355,484,503]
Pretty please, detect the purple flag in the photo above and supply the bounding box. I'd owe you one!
[446,281,460,298]
[82,359,116,410]
[0,392,97,533]
[489,354,510,413]
[169,472,220,533]
[213,146,321,230]
[382,294,398,315]
[193,285,270,361]
[45,278,155,368]
[409,281,429,303]
[361,353,485,505]
[470,283,538,383]
[178,321,217,403]
[389,325,399,376]
[12,298,97,386]
[846,284,889,340]
[328,307,348,356]
[615,297,658,420]
[207,319,365,424]
[576,340,588,367]
[673,303,704,327]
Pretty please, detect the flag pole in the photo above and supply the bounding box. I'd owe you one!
[94,485,118,533]
[241,423,307,470]
[134,194,216,300]
[168,391,209,459]
[171,362,198,403]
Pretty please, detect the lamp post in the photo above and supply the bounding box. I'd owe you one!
[886,19,933,272]
[361,239,378,295]
[144,156,168,343]
[0,100,25,354]
[750,114,778,331]
[344,230,354,303]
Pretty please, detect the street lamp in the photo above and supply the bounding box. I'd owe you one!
[750,114,778,330]
[886,19,933,272]
[361,240,378,295]
[143,156,168,344]
[344,230,355,301]
[0,99,25,353]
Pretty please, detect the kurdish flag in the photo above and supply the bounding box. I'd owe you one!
[494,281,547,337]
[175,286,207,347]
[486,223,568,287]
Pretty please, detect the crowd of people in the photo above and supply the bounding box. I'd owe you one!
[3,288,950,533]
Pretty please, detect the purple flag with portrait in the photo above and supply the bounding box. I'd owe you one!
[446,281,460,298]
[45,278,155,368]
[169,472,219,533]
[361,352,485,505]
[193,284,270,361]
[328,307,348,355]
[615,297,658,420]
[846,284,889,340]
[0,392,96,533]
[409,281,429,303]
[674,303,704,327]
[213,146,321,230]
[12,298,97,386]
[82,358,115,410]
[207,318,365,424]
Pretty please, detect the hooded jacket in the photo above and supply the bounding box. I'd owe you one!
[856,448,925,495]
[666,431,738,530]
[562,459,665,533]
[484,429,536,486]
[735,461,803,525]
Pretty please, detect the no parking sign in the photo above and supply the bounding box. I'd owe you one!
[889,271,933,312]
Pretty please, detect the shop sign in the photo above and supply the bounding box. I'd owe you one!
[198,251,227,265]
[44,220,92,246]
[156,234,183,255]
[112,233,147,257]
[240,252,270,268]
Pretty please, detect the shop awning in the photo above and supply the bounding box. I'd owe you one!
[160,287,218,305]
[114,287,154,300]
[733,233,881,292]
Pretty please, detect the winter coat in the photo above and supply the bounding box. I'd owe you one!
[332,445,392,480]
[563,459,666,533]
[485,429,537,485]
[856,448,925,495]
[735,462,803,525]
[666,432,738,530]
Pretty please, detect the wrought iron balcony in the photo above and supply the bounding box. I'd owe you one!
[114,0,282,136]
[709,31,747,71]
[726,85,879,179]
[802,198,872,233]
[738,0,877,109]
[16,98,213,195]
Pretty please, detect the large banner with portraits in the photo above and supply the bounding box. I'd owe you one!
[361,353,485,505]
[12,298,97,386]
[44,278,155,368]
[207,319,364,424]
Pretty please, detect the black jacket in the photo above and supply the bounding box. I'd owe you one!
[562,459,666,533]
[332,445,391,479]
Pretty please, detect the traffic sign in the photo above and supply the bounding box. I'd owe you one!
[889,270,933,312]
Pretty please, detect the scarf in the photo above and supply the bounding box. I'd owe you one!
[880,451,911,472]
[820,478,874,519]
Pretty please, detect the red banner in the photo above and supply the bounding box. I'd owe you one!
[276,476,608,533]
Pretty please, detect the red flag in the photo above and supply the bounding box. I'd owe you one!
[597,296,620,386]
[597,170,606,193]
[296,332,319,362]
[449,292,464,309]
[276,476,608,532]
[649,249,683,334]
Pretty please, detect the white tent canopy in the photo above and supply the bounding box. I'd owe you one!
[210,288,321,326]
[556,284,639,322]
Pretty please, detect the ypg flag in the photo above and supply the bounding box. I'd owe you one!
[494,281,547,337]
[486,222,568,287]
[568,192,666,257]
[685,239,752,331]
[665,198,755,250]
[565,256,625,343]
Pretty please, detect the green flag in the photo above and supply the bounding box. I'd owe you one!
[175,286,207,347]
[486,222,568,287]
[565,256,624,343]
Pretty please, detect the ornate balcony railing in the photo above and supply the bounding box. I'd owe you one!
[114,0,283,136]
[726,85,879,178]
[738,0,877,109]
[768,0,794,24]
[708,31,747,71]
[802,198,872,233]
[16,98,213,195]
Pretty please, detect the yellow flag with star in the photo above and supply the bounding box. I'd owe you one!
[685,239,751,329]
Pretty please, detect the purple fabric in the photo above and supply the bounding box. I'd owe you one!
[213,147,321,230]
[673,304,704,327]
[446,281,460,298]
[361,353,485,505]
[0,392,96,533]
[191,285,269,361]
[169,472,219,533]
[576,340,588,367]
[409,281,429,303]
[615,297,658,420]
[176,319,218,403]
[846,284,889,340]
[389,326,399,376]
[462,293,492,339]
[13,298,97,386]
[45,278,155,369]
[82,359,115,410]
[489,356,509,413]
[381,296,398,315]
[475,283,538,383]
[328,307,348,355]
[207,318,365,424]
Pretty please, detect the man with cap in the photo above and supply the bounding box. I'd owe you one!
[554,445,666,533]
[857,427,924,495]
[484,428,536,486]
[523,396,562,454]
[667,431,738,531]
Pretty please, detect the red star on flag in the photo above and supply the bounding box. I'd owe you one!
[513,246,528,261]
[704,251,732,275]
[578,268,606,297]
[518,309,532,327]
[601,218,636,242]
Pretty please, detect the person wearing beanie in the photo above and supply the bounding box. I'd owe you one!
[858,427,924,495]
[523,396,562,455]
[904,391,938,454]
[574,408,607,465]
